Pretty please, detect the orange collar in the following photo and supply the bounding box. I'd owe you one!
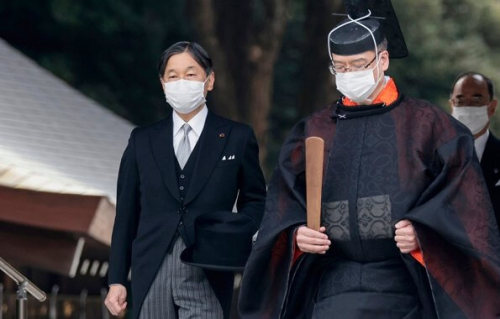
[342,77,399,107]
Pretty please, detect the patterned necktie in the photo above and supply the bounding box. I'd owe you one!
[176,123,191,169]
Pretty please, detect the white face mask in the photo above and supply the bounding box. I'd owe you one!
[335,65,381,103]
[163,79,207,114]
[328,10,384,104]
[451,105,489,135]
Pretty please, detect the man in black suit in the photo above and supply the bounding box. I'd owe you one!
[450,72,500,229]
[104,41,266,319]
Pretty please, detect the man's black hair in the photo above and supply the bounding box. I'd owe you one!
[452,71,495,100]
[158,41,213,78]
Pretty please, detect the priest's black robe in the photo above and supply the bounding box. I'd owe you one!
[239,95,500,319]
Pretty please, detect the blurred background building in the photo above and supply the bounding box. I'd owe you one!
[0,37,132,318]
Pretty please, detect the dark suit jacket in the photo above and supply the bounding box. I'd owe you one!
[108,111,266,319]
[481,132,500,230]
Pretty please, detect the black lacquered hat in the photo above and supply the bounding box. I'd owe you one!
[328,0,408,58]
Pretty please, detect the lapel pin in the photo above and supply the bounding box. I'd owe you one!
[219,133,225,138]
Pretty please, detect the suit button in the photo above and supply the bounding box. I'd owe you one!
[179,221,183,226]
[179,186,184,191]
[180,174,185,179]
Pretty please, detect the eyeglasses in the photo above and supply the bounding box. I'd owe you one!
[450,96,491,107]
[329,53,379,75]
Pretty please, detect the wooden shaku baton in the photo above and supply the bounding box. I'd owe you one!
[305,137,324,231]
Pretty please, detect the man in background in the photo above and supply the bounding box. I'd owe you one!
[450,72,500,229]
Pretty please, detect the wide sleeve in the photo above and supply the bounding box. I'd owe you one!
[108,129,141,285]
[239,120,310,319]
[405,132,500,318]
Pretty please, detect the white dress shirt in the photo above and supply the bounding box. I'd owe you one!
[172,105,208,155]
[474,130,489,163]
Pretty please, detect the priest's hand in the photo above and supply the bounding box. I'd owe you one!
[105,284,127,316]
[296,225,331,254]
[395,220,419,253]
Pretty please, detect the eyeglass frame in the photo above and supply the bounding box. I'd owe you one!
[449,96,493,107]
[329,51,382,75]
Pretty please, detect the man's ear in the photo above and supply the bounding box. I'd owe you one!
[206,72,215,92]
[448,98,454,112]
[380,50,390,72]
[488,98,497,118]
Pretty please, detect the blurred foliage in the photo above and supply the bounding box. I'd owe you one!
[391,0,500,133]
[1,0,499,172]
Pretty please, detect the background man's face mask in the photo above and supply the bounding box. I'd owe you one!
[335,62,382,103]
[163,78,207,114]
[451,105,489,135]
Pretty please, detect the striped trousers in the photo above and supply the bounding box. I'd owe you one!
[139,237,224,319]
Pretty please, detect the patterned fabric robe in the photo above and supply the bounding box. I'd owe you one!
[239,95,500,319]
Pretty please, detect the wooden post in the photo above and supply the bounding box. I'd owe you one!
[79,289,87,319]
[100,288,109,319]
[49,285,58,319]
[0,283,3,319]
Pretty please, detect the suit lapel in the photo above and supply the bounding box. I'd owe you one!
[184,112,230,205]
[149,115,181,200]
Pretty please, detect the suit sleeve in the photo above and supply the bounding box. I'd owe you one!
[108,129,141,285]
[236,128,267,230]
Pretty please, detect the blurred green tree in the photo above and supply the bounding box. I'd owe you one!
[185,0,290,164]
[0,0,190,125]
[390,0,500,132]
[1,0,499,173]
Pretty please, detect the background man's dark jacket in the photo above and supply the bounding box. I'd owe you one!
[481,132,500,230]
[108,111,266,319]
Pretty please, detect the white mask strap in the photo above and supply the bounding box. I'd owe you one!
[327,10,381,76]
